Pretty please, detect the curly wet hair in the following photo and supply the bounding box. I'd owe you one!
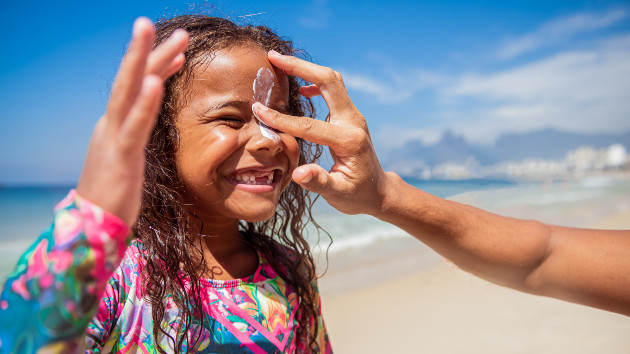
[133,14,326,353]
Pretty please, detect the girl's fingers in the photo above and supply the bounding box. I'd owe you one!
[299,85,322,98]
[107,17,155,126]
[146,29,189,78]
[163,53,186,78]
[119,75,164,149]
[267,51,355,117]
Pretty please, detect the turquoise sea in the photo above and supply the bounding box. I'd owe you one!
[0,178,514,241]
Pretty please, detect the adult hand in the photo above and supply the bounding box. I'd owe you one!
[253,51,394,216]
[76,18,189,226]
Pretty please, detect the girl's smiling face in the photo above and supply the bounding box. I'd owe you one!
[175,45,300,224]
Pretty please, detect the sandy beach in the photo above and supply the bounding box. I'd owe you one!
[318,175,630,353]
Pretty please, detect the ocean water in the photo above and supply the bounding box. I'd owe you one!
[305,178,517,254]
[0,179,514,241]
[1,176,627,280]
[0,186,72,242]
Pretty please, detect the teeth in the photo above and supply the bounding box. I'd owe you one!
[232,170,275,185]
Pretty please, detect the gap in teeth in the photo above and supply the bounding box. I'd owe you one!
[233,170,275,185]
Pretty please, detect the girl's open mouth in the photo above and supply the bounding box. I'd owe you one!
[227,169,282,186]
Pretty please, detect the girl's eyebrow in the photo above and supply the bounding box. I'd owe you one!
[203,100,290,114]
[203,100,250,114]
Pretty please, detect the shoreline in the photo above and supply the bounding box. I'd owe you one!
[319,174,630,353]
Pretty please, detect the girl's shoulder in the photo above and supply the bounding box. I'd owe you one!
[110,238,146,283]
[123,238,145,263]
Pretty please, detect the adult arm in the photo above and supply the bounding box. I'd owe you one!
[254,51,630,316]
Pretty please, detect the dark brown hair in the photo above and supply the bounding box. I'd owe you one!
[133,15,326,353]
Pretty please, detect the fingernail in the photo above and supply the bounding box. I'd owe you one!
[133,18,142,36]
[268,50,282,57]
[253,102,269,112]
[171,28,187,39]
[300,173,313,184]
[133,17,149,34]
[295,169,313,184]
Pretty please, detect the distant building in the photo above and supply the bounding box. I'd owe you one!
[391,143,629,180]
[606,144,627,168]
[566,146,601,172]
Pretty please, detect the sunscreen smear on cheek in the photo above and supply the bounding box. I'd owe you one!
[252,67,281,143]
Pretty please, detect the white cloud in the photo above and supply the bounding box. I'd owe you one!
[497,8,628,59]
[348,10,630,147]
[372,34,630,147]
[439,34,630,143]
[341,68,446,104]
[374,125,444,150]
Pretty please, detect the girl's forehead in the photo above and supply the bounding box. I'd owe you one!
[188,45,288,94]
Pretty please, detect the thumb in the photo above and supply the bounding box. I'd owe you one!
[292,164,332,195]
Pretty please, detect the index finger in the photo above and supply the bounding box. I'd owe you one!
[267,51,355,116]
[107,17,155,126]
[254,103,356,153]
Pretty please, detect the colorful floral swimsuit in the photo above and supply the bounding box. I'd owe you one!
[0,191,331,353]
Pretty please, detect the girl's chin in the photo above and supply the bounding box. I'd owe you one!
[230,201,279,223]
[239,211,277,223]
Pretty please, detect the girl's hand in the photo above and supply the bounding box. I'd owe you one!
[253,51,392,216]
[77,18,189,226]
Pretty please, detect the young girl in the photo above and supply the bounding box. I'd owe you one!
[0,14,331,353]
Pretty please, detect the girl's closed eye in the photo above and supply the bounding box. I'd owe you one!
[217,116,246,128]
[201,115,246,128]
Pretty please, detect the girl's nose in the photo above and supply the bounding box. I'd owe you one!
[246,121,283,155]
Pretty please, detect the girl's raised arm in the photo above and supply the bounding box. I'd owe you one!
[0,18,188,352]
[77,18,188,226]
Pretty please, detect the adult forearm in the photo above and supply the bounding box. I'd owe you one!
[373,173,553,291]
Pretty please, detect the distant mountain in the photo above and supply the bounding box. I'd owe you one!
[393,130,489,166]
[383,128,630,174]
[493,128,630,162]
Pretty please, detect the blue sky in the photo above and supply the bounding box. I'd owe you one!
[1,0,629,184]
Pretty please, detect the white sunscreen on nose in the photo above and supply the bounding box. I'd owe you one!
[252,67,281,143]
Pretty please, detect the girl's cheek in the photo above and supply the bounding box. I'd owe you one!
[282,135,301,169]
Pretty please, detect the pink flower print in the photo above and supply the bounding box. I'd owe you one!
[26,239,50,280]
[51,250,73,273]
[11,274,31,300]
[189,323,211,351]
[54,189,77,213]
[66,300,76,314]
[53,208,82,249]
[80,199,105,225]
[39,273,54,289]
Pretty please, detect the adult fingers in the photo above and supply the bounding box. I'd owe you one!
[267,51,355,117]
[146,29,189,78]
[293,164,334,196]
[299,85,321,98]
[254,102,352,150]
[107,17,155,126]
[119,74,164,150]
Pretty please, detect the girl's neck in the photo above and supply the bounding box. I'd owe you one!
[188,217,259,281]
